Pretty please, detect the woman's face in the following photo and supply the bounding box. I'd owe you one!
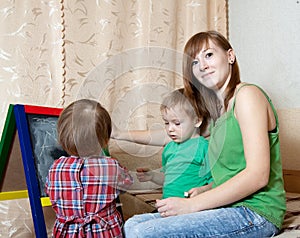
[191,40,233,91]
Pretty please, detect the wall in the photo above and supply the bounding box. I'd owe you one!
[228,0,300,109]
[228,0,300,173]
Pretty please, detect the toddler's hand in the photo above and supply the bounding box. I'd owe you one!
[189,183,213,198]
[136,168,153,182]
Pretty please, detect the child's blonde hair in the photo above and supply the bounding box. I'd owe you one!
[160,88,199,120]
[57,99,111,157]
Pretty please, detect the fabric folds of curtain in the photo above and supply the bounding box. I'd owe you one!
[0,0,227,237]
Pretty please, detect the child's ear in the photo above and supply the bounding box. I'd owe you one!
[195,118,202,128]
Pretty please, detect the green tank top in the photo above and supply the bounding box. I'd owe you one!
[208,84,286,229]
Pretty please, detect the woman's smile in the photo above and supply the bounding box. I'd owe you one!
[201,71,214,79]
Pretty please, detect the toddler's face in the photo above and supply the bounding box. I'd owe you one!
[162,105,199,143]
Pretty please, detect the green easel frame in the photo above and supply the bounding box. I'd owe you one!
[0,104,28,200]
[0,104,15,178]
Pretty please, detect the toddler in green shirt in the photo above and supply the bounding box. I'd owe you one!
[136,88,213,198]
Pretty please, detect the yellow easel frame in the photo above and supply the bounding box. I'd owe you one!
[0,190,51,206]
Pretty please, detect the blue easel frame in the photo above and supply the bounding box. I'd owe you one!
[14,104,63,238]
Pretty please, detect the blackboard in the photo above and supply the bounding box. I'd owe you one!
[27,114,68,197]
[14,104,65,238]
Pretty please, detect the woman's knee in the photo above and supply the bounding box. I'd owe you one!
[124,218,137,237]
[124,213,161,238]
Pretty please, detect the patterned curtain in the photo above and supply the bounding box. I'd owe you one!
[0,0,227,136]
[0,0,227,236]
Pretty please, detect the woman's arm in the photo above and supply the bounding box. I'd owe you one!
[156,86,273,216]
[112,126,170,146]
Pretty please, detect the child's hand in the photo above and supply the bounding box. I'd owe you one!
[136,168,153,182]
[188,187,202,198]
[188,183,213,198]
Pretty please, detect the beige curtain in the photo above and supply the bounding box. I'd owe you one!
[0,0,227,135]
[63,0,227,132]
[0,0,227,236]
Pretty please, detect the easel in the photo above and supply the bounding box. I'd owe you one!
[0,104,63,238]
[0,104,125,237]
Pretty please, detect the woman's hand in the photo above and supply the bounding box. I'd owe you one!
[155,197,194,217]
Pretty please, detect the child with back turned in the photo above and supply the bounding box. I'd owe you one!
[45,99,133,238]
[136,88,213,199]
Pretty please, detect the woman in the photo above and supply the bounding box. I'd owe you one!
[116,31,286,237]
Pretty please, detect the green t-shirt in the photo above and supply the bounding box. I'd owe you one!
[161,136,212,198]
[208,84,286,229]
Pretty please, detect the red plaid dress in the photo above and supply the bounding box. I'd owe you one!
[45,156,133,238]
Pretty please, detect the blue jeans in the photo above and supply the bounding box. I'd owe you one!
[124,206,279,237]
